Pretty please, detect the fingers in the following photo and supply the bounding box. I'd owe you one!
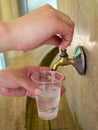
[44,5,74,50]
[17,67,66,97]
[0,87,26,96]
[45,19,74,50]
[45,35,62,47]
[56,20,74,50]
[52,9,75,50]
[61,86,66,97]
[0,67,66,97]
[0,87,37,97]
[0,85,66,97]
[45,33,73,49]
[17,77,42,96]
[0,67,50,97]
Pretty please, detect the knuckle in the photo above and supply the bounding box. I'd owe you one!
[44,4,54,10]
[44,4,52,8]
[44,4,56,13]
[72,21,75,27]
[51,16,58,22]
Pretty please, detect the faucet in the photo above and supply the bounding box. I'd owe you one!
[51,46,87,75]
[51,49,75,71]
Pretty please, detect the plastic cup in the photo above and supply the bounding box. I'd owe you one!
[31,70,63,120]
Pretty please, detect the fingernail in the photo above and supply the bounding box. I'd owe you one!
[34,88,41,95]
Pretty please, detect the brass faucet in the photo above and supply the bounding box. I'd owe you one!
[51,49,75,71]
[51,46,86,75]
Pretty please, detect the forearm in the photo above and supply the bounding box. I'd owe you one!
[0,5,74,52]
[0,22,12,52]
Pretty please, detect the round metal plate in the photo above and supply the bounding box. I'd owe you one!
[73,46,87,75]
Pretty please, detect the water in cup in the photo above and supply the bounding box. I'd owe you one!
[36,85,60,120]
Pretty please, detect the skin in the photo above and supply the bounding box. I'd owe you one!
[0,5,74,52]
[0,67,50,97]
[0,66,65,97]
[0,5,74,97]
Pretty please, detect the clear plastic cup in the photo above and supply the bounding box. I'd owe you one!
[31,70,64,120]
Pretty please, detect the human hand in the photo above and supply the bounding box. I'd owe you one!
[0,66,65,97]
[0,67,49,97]
[6,4,74,51]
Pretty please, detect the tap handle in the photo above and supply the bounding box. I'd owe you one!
[60,49,68,57]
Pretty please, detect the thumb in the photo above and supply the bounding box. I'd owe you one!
[19,77,41,96]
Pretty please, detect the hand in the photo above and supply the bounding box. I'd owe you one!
[5,4,74,51]
[0,67,49,97]
[0,67,65,97]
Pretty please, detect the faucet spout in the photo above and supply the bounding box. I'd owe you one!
[51,49,74,71]
[51,46,87,75]
[51,57,74,71]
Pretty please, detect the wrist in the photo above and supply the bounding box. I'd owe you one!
[0,22,13,52]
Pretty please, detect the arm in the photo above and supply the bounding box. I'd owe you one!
[0,5,74,52]
[0,22,12,52]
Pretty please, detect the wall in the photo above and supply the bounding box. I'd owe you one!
[57,0,98,130]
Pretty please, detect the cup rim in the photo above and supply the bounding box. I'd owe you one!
[31,70,64,84]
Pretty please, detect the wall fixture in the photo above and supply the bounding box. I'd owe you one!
[51,46,87,75]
